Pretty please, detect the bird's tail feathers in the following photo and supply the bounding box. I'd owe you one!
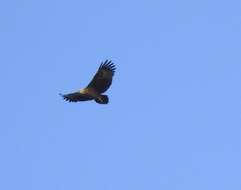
[95,95,109,104]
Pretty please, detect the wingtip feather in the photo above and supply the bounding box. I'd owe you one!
[99,59,116,73]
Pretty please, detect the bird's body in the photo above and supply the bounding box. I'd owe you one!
[79,88,99,99]
[60,60,116,104]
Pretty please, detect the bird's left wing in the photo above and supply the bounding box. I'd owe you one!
[59,92,93,102]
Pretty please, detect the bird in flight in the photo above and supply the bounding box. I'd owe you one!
[60,60,116,104]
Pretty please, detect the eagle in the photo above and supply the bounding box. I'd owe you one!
[60,60,116,104]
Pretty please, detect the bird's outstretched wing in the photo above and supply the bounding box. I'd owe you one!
[87,60,116,94]
[59,92,93,102]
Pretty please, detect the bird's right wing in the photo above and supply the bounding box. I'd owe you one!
[87,60,116,94]
[59,92,93,102]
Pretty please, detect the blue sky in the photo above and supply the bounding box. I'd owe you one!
[0,0,240,189]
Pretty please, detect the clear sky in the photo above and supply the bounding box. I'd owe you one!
[0,0,240,189]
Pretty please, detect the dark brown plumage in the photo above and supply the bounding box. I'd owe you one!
[60,60,116,104]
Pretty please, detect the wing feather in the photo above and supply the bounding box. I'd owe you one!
[59,92,93,102]
[87,60,116,93]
